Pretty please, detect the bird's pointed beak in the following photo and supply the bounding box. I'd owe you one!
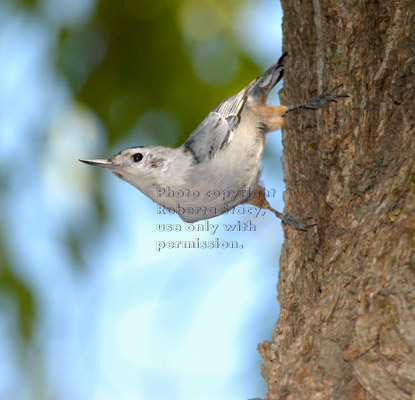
[79,158,120,169]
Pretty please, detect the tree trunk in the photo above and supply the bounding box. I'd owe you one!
[258,1,415,399]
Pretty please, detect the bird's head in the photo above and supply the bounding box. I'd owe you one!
[80,146,190,198]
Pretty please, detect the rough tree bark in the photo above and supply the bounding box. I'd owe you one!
[257,1,415,399]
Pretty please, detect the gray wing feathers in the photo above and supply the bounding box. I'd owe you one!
[183,53,287,164]
[183,112,231,164]
[213,79,258,121]
[183,81,258,164]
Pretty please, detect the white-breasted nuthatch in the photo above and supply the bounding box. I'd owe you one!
[80,54,346,230]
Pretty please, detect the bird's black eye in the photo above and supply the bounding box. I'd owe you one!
[132,153,143,162]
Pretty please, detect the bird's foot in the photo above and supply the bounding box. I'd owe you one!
[267,205,316,231]
[280,213,317,231]
[286,84,349,112]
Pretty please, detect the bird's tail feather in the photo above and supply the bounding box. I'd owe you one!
[250,52,287,105]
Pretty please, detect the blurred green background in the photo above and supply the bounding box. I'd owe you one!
[0,0,284,399]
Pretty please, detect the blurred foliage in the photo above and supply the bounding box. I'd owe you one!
[2,0,270,397]
[13,0,37,6]
[0,230,36,344]
[57,0,261,146]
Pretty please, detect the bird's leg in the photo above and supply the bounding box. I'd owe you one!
[266,204,317,232]
[255,86,348,229]
[250,86,348,133]
[245,185,316,231]
[285,84,349,112]
[249,103,286,132]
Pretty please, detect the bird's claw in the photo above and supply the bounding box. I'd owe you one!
[286,84,349,112]
[281,213,317,231]
[303,85,349,109]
